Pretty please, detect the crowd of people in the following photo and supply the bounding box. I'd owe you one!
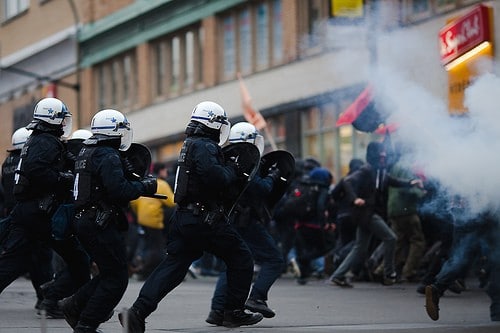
[0,97,499,333]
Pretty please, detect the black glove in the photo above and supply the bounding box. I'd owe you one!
[140,176,158,196]
[58,171,74,187]
[267,166,281,182]
[122,157,138,179]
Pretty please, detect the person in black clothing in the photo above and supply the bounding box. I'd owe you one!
[206,122,284,324]
[119,101,263,332]
[330,158,364,270]
[1,127,54,312]
[291,167,335,285]
[0,98,91,316]
[329,141,423,287]
[58,109,157,333]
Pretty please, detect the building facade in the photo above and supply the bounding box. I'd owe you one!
[0,0,497,180]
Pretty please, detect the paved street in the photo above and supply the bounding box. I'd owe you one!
[1,274,499,333]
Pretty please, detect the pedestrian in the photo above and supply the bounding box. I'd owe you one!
[284,166,335,285]
[119,101,263,332]
[129,162,176,280]
[57,109,158,333]
[206,122,285,324]
[0,98,91,317]
[387,152,427,282]
[328,141,422,287]
[424,201,495,321]
[330,158,364,271]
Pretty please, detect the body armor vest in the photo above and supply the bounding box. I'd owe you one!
[14,133,65,200]
[73,146,104,209]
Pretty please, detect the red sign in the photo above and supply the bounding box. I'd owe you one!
[439,4,492,65]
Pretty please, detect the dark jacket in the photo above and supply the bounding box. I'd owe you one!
[342,164,411,225]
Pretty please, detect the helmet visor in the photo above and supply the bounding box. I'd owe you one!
[254,134,265,156]
[218,120,231,146]
[61,114,73,140]
[119,125,133,151]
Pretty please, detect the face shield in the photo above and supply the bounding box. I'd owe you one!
[253,134,265,156]
[218,120,231,146]
[61,114,73,140]
[119,125,133,151]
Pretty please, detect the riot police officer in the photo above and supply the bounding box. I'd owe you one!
[0,98,91,316]
[206,122,285,325]
[58,109,157,333]
[1,127,54,311]
[119,101,263,332]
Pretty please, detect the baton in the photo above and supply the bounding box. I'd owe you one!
[141,193,168,199]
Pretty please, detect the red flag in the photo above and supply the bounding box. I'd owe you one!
[336,85,373,127]
[238,73,267,130]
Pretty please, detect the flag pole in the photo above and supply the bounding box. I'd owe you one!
[237,73,278,151]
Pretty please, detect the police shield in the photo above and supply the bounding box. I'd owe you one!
[259,150,295,208]
[223,142,261,180]
[120,143,152,179]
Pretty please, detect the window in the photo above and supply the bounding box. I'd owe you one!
[95,51,136,112]
[2,0,28,21]
[271,0,283,65]
[297,0,328,56]
[239,9,252,75]
[222,15,237,79]
[401,0,432,24]
[151,25,203,99]
[171,36,180,94]
[256,3,269,70]
[219,0,284,81]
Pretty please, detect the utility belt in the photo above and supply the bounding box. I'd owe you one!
[75,203,117,229]
[181,202,226,226]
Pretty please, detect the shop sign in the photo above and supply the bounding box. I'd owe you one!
[439,4,492,65]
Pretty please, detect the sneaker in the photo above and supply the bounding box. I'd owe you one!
[205,309,224,326]
[382,272,397,286]
[118,307,145,333]
[58,296,80,328]
[425,285,440,321]
[39,299,64,319]
[330,277,353,288]
[222,309,263,328]
[245,298,276,318]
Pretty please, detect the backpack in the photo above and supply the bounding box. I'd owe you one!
[281,179,322,221]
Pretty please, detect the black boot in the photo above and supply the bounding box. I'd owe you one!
[118,307,145,333]
[73,323,102,333]
[222,309,263,328]
[245,298,276,318]
[205,309,224,326]
[58,296,80,328]
[39,298,64,319]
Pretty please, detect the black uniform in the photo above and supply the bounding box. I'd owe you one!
[1,147,54,309]
[124,124,258,330]
[0,126,91,308]
[210,171,284,319]
[66,136,153,330]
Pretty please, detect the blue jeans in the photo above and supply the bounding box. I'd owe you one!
[211,222,284,310]
[330,213,396,279]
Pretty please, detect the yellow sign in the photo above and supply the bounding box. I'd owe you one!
[447,43,493,115]
[330,0,364,18]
